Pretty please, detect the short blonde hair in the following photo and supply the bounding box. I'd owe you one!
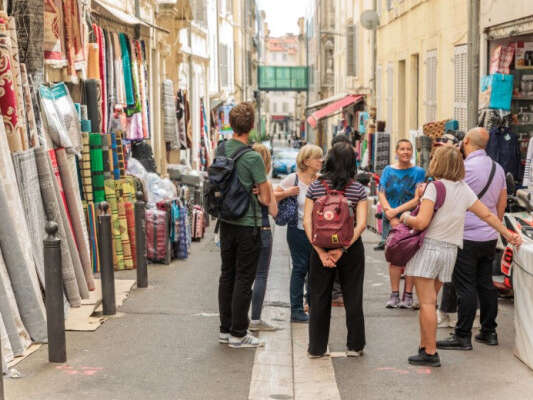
[429,146,465,181]
[297,144,323,171]
[252,143,272,174]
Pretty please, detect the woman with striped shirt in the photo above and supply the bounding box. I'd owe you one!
[303,143,368,358]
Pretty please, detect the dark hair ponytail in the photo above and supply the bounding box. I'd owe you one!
[320,143,356,190]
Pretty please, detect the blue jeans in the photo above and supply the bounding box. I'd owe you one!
[287,227,312,314]
[251,230,273,320]
[382,218,391,241]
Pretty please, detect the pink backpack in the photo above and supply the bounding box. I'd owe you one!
[311,180,354,249]
[384,181,446,266]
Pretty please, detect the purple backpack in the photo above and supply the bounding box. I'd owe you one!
[384,181,446,266]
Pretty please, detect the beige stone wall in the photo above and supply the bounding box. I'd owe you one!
[376,0,468,145]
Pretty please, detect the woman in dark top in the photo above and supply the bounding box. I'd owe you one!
[303,143,368,358]
[250,144,279,331]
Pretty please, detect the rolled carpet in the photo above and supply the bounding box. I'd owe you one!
[124,201,136,269]
[81,133,93,202]
[104,179,124,270]
[89,133,105,203]
[56,148,95,291]
[35,147,81,307]
[0,118,46,342]
[85,202,100,273]
[117,196,134,270]
[11,149,47,287]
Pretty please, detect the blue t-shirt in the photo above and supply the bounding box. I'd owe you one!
[379,165,426,208]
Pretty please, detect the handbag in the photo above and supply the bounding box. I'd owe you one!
[275,174,299,226]
[384,181,446,266]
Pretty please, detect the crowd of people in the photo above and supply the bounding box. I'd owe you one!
[213,102,522,367]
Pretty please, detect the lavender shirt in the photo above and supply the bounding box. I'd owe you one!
[463,150,506,242]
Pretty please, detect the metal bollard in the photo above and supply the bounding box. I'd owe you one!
[135,191,148,288]
[44,221,66,363]
[97,202,116,315]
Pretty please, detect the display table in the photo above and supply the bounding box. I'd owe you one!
[513,243,533,370]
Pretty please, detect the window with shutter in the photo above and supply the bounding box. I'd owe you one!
[387,63,394,133]
[346,25,355,76]
[454,45,468,131]
[425,49,437,122]
[376,65,382,120]
[387,0,393,10]
[220,44,228,87]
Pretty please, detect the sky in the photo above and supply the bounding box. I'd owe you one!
[257,0,311,37]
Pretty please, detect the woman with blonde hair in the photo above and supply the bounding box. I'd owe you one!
[249,143,279,331]
[276,144,324,322]
[400,146,521,367]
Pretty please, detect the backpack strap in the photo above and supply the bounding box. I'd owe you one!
[215,140,226,157]
[230,145,253,162]
[431,181,447,210]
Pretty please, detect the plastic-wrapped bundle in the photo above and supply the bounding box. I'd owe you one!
[145,209,168,263]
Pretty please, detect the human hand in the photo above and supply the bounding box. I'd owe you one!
[415,183,426,199]
[385,208,398,220]
[328,248,344,264]
[252,186,259,195]
[318,249,336,268]
[390,217,401,228]
[507,232,523,248]
[286,186,300,197]
[400,212,411,225]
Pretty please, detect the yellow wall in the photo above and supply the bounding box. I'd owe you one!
[376,0,467,145]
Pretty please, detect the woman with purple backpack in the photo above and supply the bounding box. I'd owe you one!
[303,142,368,358]
[398,146,521,367]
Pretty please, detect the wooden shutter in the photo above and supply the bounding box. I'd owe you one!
[346,25,355,76]
[376,64,382,120]
[454,45,468,131]
[425,49,437,122]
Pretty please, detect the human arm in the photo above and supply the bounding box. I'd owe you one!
[496,189,507,221]
[400,199,435,231]
[468,200,522,246]
[256,181,271,206]
[267,183,278,217]
[303,197,335,267]
[274,174,299,202]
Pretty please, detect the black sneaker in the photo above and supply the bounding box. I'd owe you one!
[475,331,498,346]
[408,349,441,367]
[373,242,385,251]
[437,334,473,350]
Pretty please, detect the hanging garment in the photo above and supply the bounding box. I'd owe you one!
[162,79,179,149]
[104,29,114,130]
[0,30,22,152]
[43,0,66,66]
[62,0,84,81]
[89,133,105,203]
[523,137,533,188]
[83,79,103,133]
[176,90,187,149]
[87,43,100,79]
[486,127,521,181]
[112,32,126,107]
[134,40,148,138]
[56,149,95,291]
[177,204,190,259]
[126,111,143,140]
[119,33,134,107]
[478,108,512,131]
[104,179,125,270]
[374,132,390,174]
[35,147,82,307]
[11,149,47,287]
[94,24,107,133]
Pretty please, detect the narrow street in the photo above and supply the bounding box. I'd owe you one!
[5,227,533,400]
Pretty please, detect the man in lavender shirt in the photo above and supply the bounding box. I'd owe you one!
[438,128,507,351]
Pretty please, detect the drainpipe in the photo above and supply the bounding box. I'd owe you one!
[216,0,221,95]
[372,0,377,108]
[467,0,480,129]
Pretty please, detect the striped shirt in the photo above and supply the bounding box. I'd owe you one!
[306,179,367,206]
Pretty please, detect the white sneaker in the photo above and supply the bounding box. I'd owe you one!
[448,313,457,328]
[249,320,280,332]
[437,311,450,328]
[346,349,364,357]
[219,332,230,344]
[228,334,265,348]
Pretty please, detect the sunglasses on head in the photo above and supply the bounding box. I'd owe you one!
[435,136,459,145]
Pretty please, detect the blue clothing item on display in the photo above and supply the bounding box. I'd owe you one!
[359,112,369,133]
[379,165,426,209]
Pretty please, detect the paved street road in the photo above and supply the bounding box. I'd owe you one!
[5,227,533,399]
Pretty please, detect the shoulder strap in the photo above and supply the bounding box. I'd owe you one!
[431,181,447,210]
[215,141,226,157]
[230,145,252,162]
[294,173,299,186]
[477,160,496,200]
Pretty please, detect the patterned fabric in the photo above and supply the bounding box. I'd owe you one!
[125,201,136,269]
[62,0,84,81]
[134,40,148,137]
[85,201,100,273]
[43,0,66,66]
[162,79,179,149]
[111,133,120,179]
[117,194,134,270]
[116,131,126,177]
[7,17,28,151]
[119,33,134,107]
[104,179,124,270]
[177,204,190,259]
[89,133,105,203]
[101,133,113,179]
[20,64,39,148]
[49,149,89,300]
[374,132,391,174]
[56,149,95,291]
[11,149,46,287]
[95,25,106,133]
[112,32,126,107]
[406,238,458,283]
[128,37,141,115]
[35,147,81,306]
[490,45,515,75]
[0,30,22,152]
[146,209,168,263]
[81,133,93,201]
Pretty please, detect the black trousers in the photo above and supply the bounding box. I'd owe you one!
[453,240,498,338]
[440,283,457,313]
[308,239,365,355]
[219,222,261,337]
